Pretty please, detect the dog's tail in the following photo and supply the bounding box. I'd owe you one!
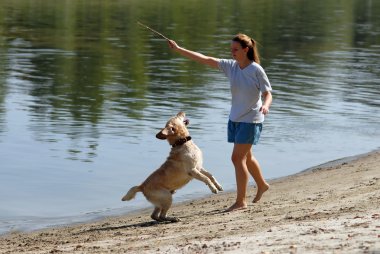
[121,185,142,201]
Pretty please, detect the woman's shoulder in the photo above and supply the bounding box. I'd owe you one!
[218,59,238,72]
[250,61,263,69]
[249,62,267,74]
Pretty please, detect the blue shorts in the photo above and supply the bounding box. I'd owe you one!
[228,120,263,145]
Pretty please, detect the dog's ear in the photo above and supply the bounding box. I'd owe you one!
[176,111,186,120]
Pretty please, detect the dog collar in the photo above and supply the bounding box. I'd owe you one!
[172,136,192,148]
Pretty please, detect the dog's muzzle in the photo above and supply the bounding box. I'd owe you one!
[156,132,167,140]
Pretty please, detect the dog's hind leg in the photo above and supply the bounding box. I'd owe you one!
[146,189,181,222]
[189,168,219,194]
[157,190,181,222]
[151,207,161,221]
[200,168,223,191]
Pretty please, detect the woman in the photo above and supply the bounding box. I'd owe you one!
[168,33,272,212]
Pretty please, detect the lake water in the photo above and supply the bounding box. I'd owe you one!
[0,0,379,234]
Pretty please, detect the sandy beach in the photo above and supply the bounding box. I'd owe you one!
[1,150,379,254]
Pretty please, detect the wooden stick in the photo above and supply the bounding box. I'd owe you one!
[137,21,170,41]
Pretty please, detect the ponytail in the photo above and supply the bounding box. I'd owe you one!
[249,39,260,64]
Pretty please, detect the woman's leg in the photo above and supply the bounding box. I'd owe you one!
[226,143,252,212]
[246,149,269,203]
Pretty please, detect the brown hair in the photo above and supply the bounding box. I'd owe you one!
[232,33,260,64]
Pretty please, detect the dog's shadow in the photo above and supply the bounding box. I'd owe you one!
[78,220,176,234]
[78,209,225,234]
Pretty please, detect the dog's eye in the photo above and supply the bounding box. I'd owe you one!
[170,127,175,132]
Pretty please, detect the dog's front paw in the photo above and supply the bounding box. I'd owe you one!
[211,187,218,194]
[216,184,223,191]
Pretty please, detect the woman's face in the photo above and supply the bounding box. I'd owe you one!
[230,41,248,62]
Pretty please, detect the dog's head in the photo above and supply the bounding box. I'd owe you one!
[156,111,190,144]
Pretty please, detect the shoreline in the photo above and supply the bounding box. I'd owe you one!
[1,150,375,236]
[1,150,379,253]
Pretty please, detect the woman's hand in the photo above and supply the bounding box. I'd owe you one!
[260,91,272,115]
[260,105,270,115]
[168,40,180,51]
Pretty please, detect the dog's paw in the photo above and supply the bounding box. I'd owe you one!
[160,216,181,223]
[152,216,163,222]
[211,187,218,194]
[216,184,223,191]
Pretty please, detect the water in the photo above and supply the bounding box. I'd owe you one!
[0,0,379,234]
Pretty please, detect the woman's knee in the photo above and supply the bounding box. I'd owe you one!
[231,152,246,165]
[231,144,251,165]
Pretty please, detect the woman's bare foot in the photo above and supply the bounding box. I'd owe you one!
[224,202,247,212]
[253,183,270,203]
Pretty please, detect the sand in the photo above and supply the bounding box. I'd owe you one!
[1,150,379,254]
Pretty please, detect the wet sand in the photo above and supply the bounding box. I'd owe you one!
[1,151,379,253]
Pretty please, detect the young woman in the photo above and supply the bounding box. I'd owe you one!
[168,33,272,212]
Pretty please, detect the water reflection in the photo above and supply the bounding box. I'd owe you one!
[1,0,377,140]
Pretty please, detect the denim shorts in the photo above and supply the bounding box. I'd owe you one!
[228,120,263,145]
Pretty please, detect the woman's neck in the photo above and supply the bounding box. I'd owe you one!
[237,58,252,69]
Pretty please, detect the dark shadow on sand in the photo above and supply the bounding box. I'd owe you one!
[77,220,176,234]
[76,208,227,234]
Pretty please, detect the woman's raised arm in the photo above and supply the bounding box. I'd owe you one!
[168,40,219,69]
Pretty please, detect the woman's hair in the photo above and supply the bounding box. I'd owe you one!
[232,33,260,64]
